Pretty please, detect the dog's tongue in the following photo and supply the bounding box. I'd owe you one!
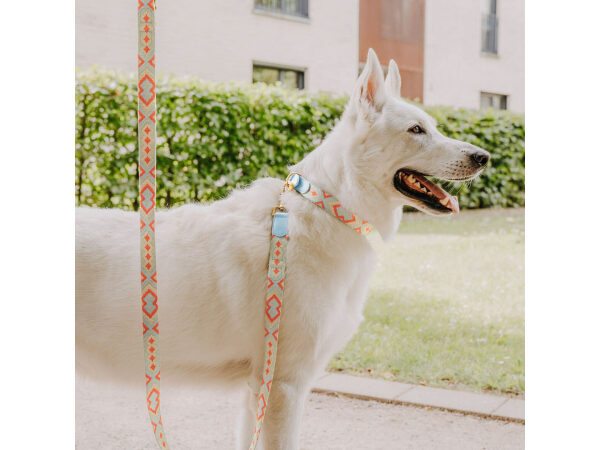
[443,195,460,213]
[409,172,460,213]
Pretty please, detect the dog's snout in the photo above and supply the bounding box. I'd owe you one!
[470,151,490,167]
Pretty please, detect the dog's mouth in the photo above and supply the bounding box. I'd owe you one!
[393,169,459,214]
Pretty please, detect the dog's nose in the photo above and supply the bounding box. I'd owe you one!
[470,150,490,167]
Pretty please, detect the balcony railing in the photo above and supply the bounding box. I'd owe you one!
[482,13,498,54]
[254,0,309,18]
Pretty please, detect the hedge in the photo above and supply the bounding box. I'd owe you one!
[75,69,524,210]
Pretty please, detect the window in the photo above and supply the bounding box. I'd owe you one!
[254,0,309,18]
[480,92,507,110]
[481,0,498,54]
[253,65,305,90]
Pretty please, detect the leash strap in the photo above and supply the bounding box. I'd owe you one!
[288,174,374,235]
[250,174,370,448]
[138,1,169,448]
[250,211,289,449]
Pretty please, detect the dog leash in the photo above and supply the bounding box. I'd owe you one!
[249,173,374,447]
[136,3,372,444]
[134,1,292,447]
[249,206,288,449]
[138,1,169,448]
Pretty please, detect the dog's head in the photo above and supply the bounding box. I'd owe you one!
[343,49,490,218]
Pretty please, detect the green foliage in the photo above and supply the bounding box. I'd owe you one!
[76,69,524,210]
[427,106,525,209]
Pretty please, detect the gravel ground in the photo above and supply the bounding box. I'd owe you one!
[76,377,524,449]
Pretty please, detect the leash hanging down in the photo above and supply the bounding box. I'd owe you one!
[249,173,374,446]
[250,173,374,447]
[250,209,288,449]
[135,3,373,447]
[135,1,288,448]
[138,1,169,448]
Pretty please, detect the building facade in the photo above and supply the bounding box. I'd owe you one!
[76,0,359,94]
[359,0,524,112]
[77,0,523,111]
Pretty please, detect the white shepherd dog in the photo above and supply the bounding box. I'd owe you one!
[76,49,489,449]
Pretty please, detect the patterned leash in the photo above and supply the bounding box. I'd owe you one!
[135,3,371,444]
[138,1,169,448]
[134,1,290,447]
[249,173,373,448]
[250,208,288,449]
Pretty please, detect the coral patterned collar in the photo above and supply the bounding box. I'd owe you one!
[288,173,375,236]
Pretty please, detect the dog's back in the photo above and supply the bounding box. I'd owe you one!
[76,178,284,385]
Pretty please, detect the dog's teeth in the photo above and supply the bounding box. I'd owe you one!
[440,198,449,206]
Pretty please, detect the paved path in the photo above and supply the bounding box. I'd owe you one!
[313,373,524,421]
[76,377,524,449]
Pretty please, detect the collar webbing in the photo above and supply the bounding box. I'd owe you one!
[288,173,375,236]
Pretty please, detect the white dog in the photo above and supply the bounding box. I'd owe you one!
[76,49,489,449]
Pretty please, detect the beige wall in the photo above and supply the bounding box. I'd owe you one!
[76,0,359,94]
[423,0,524,112]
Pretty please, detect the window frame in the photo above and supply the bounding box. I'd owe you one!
[254,0,309,19]
[480,91,508,110]
[481,0,499,55]
[252,64,306,90]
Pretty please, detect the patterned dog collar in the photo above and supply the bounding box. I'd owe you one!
[288,173,375,236]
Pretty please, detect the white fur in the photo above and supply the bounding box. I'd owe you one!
[76,49,488,449]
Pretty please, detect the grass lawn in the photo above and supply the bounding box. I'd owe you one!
[329,208,524,396]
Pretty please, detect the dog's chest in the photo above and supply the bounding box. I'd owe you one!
[328,256,374,346]
[287,231,376,358]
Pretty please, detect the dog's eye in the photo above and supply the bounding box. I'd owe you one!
[408,125,425,134]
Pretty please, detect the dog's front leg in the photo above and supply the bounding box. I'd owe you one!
[261,379,309,450]
[237,377,309,450]
[237,384,260,450]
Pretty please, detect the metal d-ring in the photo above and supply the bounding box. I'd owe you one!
[284,171,301,192]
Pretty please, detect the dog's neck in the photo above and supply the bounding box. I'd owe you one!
[291,117,402,240]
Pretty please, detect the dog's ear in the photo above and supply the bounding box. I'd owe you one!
[353,48,386,113]
[385,59,402,98]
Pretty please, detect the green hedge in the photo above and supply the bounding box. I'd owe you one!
[76,70,524,210]
[427,106,525,209]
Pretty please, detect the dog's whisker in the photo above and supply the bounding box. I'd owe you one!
[449,183,463,196]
